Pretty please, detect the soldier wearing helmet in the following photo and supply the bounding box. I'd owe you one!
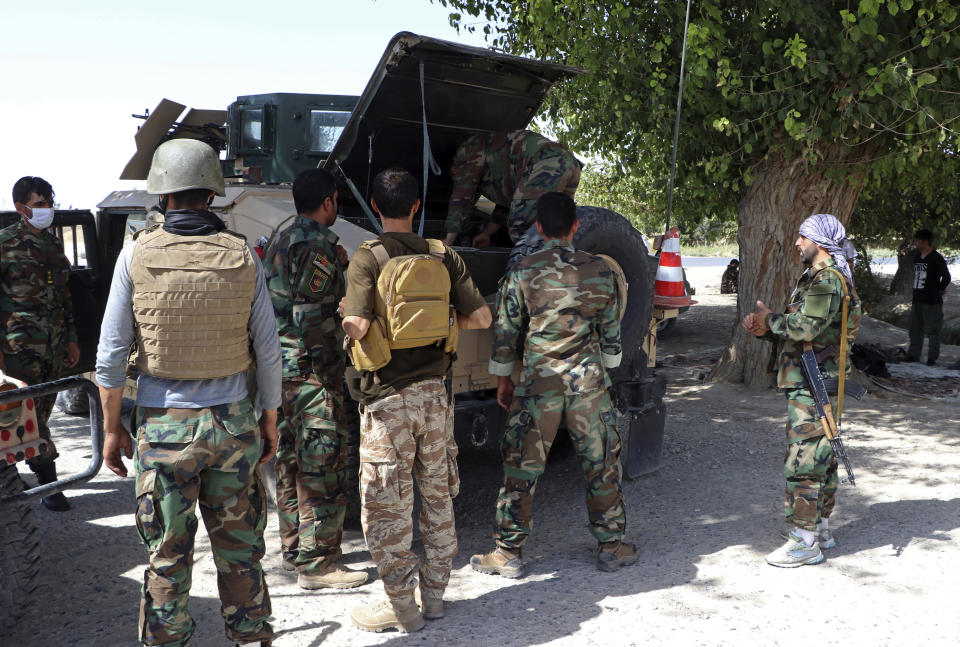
[95,139,282,646]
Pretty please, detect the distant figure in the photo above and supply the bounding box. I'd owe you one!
[720,259,739,294]
[906,229,951,366]
[444,130,581,247]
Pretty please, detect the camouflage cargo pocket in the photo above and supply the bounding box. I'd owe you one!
[600,409,622,463]
[359,438,400,506]
[446,439,460,499]
[141,422,195,445]
[134,469,163,549]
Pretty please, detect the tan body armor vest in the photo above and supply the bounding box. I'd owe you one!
[129,227,256,379]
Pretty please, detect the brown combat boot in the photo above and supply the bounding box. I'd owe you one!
[597,540,638,572]
[298,560,369,590]
[350,595,425,633]
[470,546,524,578]
[417,586,445,619]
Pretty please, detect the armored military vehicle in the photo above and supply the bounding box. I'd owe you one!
[93,32,666,475]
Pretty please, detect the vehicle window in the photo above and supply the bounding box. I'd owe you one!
[59,225,87,268]
[309,110,350,153]
[241,108,264,150]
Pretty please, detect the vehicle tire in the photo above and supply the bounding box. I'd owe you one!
[656,317,676,338]
[512,206,654,376]
[55,387,90,416]
[0,464,42,637]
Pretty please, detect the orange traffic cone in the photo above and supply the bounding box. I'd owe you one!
[653,227,693,307]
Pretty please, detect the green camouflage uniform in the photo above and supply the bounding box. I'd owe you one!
[264,216,349,574]
[764,258,861,531]
[445,130,581,242]
[488,238,626,549]
[134,399,273,646]
[0,220,77,471]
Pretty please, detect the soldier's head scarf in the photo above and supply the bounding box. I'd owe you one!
[798,213,854,286]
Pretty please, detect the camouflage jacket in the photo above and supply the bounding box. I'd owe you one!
[264,216,345,382]
[720,265,739,294]
[446,130,576,234]
[489,239,622,396]
[765,258,862,390]
[0,221,77,357]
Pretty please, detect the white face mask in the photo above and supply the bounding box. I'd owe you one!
[26,207,54,230]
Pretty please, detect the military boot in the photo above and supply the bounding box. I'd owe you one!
[597,540,638,572]
[470,546,524,578]
[281,550,298,572]
[34,462,71,512]
[298,560,369,589]
[417,586,445,619]
[350,596,425,633]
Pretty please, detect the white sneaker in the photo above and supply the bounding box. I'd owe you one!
[779,522,836,550]
[766,532,824,568]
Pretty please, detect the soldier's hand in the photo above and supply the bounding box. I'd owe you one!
[335,244,349,266]
[471,232,492,248]
[742,301,771,336]
[444,232,458,246]
[497,376,515,411]
[258,408,279,465]
[64,341,81,368]
[104,429,133,478]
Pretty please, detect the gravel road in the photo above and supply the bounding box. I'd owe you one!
[7,264,960,647]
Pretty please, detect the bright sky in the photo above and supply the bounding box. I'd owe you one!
[0,0,489,210]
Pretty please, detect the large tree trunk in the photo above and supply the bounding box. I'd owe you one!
[712,151,866,387]
[889,238,916,296]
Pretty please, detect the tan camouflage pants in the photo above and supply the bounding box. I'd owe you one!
[359,378,459,602]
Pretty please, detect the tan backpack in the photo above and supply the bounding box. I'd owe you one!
[348,238,458,371]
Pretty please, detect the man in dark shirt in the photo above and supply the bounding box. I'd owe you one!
[907,229,951,366]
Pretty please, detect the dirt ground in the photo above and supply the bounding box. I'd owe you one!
[8,264,960,647]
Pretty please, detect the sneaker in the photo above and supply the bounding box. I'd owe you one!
[417,588,444,620]
[779,522,836,549]
[596,541,638,572]
[817,527,836,549]
[766,532,824,567]
[298,562,369,590]
[470,547,524,578]
[350,597,425,633]
[281,551,298,572]
[926,359,937,366]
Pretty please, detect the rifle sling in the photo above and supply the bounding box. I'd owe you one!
[817,267,851,427]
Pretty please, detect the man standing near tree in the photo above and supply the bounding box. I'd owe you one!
[743,213,861,568]
[906,229,951,366]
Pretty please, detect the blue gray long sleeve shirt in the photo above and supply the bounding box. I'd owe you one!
[95,242,282,410]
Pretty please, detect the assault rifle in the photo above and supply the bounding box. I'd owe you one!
[799,349,856,486]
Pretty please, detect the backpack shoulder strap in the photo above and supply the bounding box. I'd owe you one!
[360,239,391,273]
[425,238,447,259]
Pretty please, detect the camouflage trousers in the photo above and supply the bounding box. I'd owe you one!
[2,348,62,471]
[783,389,839,531]
[494,387,626,549]
[134,398,273,646]
[507,151,581,241]
[359,378,459,602]
[275,374,348,574]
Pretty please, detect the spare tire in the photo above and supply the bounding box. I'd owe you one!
[511,206,654,375]
[0,464,41,637]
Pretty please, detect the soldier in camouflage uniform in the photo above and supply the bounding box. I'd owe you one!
[472,192,636,578]
[97,139,281,646]
[263,168,368,590]
[743,213,862,568]
[343,168,491,632]
[443,130,581,247]
[0,176,79,511]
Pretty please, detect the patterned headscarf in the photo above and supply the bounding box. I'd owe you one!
[798,213,854,286]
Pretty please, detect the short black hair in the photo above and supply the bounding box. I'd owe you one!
[293,168,337,214]
[915,229,934,243]
[171,188,215,208]
[371,168,419,219]
[536,192,576,237]
[13,176,54,205]
[729,259,740,266]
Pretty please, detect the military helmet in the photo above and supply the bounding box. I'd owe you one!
[146,139,226,197]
